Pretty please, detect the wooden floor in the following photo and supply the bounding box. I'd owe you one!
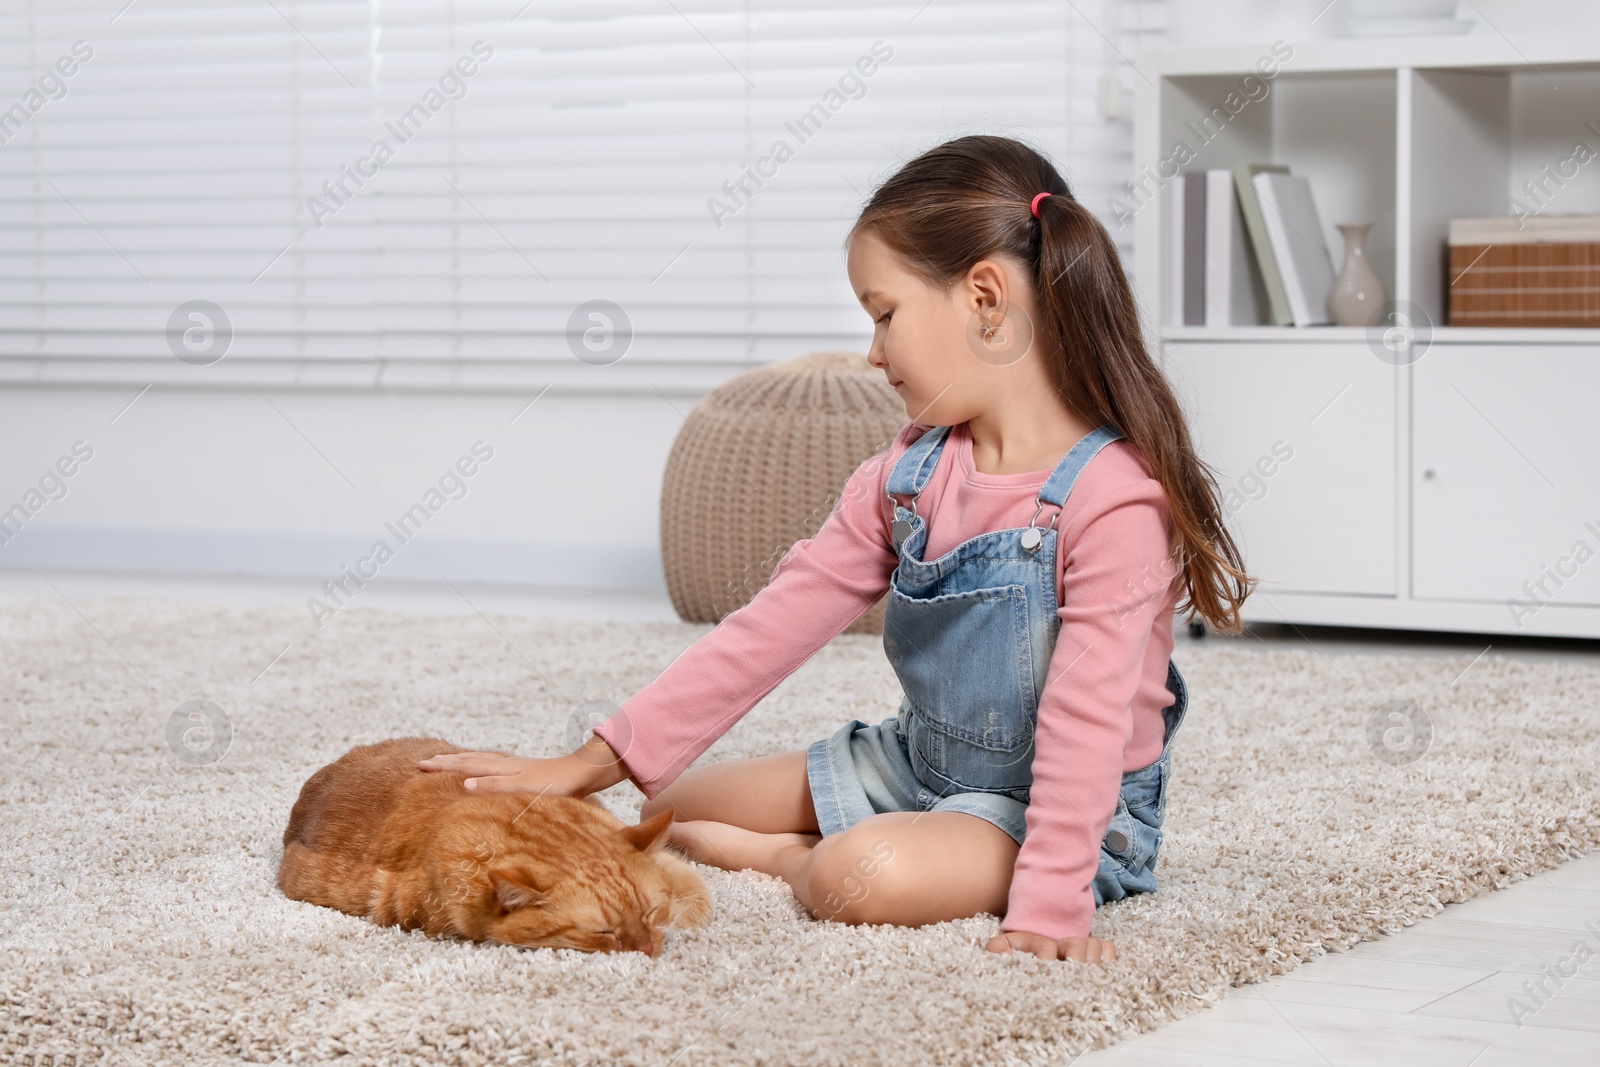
[7,570,1599,1065]
[1082,851,1600,1065]
[1085,619,1600,1066]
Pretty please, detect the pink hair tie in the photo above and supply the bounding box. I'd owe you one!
[1030,192,1052,218]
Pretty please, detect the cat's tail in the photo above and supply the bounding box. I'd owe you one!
[278,841,375,917]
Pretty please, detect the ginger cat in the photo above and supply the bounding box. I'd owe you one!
[278,737,710,955]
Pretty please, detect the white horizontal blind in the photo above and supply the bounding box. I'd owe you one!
[0,0,377,363]
[0,0,1162,368]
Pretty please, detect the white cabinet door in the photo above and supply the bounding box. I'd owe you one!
[1163,342,1396,595]
[1412,345,1600,613]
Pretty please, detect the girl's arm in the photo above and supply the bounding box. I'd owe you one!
[427,423,923,799]
[418,730,638,796]
[1000,471,1177,942]
[590,426,919,800]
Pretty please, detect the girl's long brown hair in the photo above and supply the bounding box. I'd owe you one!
[849,134,1255,632]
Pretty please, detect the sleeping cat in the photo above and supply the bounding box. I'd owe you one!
[278,737,710,955]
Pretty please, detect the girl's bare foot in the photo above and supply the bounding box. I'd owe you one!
[668,819,821,878]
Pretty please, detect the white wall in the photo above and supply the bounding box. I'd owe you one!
[0,381,691,591]
[0,0,1163,597]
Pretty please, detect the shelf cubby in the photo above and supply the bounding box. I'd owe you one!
[1133,32,1600,638]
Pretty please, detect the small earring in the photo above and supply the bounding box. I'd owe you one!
[980,318,1003,341]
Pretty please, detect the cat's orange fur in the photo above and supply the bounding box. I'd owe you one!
[278,737,710,955]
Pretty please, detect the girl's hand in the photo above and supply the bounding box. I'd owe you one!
[984,931,1117,963]
[418,736,633,797]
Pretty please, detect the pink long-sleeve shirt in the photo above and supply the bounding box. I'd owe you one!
[593,418,1179,939]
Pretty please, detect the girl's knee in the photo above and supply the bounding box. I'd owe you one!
[804,828,903,925]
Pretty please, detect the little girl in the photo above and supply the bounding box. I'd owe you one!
[421,135,1253,964]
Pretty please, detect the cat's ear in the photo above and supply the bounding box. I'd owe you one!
[488,867,547,912]
[620,808,674,853]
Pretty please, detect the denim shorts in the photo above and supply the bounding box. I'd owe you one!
[805,712,1171,909]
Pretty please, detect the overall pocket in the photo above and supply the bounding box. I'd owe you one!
[1102,755,1168,875]
[884,581,1038,797]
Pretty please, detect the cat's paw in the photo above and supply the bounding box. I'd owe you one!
[663,818,717,865]
[657,853,712,929]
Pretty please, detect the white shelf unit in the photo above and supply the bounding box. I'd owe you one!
[1133,33,1600,639]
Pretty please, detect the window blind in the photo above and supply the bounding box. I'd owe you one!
[0,0,1162,372]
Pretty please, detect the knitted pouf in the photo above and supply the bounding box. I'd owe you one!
[660,350,908,636]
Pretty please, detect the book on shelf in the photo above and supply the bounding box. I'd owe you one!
[1204,168,1267,327]
[1168,168,1270,327]
[1447,214,1600,328]
[1182,170,1207,325]
[1165,179,1186,326]
[1252,171,1334,327]
[1232,163,1293,326]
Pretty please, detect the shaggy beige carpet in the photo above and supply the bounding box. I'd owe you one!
[2,594,1597,1066]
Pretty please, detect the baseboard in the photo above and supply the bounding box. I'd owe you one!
[0,523,665,592]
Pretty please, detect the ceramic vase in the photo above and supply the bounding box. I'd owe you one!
[1328,223,1386,326]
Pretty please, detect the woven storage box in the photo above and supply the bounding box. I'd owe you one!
[1447,241,1600,327]
[660,350,907,636]
[1446,216,1600,327]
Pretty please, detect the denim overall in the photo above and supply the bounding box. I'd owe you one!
[805,422,1190,910]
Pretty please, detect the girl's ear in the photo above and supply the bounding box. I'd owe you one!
[488,868,547,912]
[620,808,675,853]
[963,256,1010,317]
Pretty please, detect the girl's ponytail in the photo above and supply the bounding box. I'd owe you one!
[851,135,1255,632]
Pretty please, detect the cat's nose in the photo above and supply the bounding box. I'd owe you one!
[635,939,654,957]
